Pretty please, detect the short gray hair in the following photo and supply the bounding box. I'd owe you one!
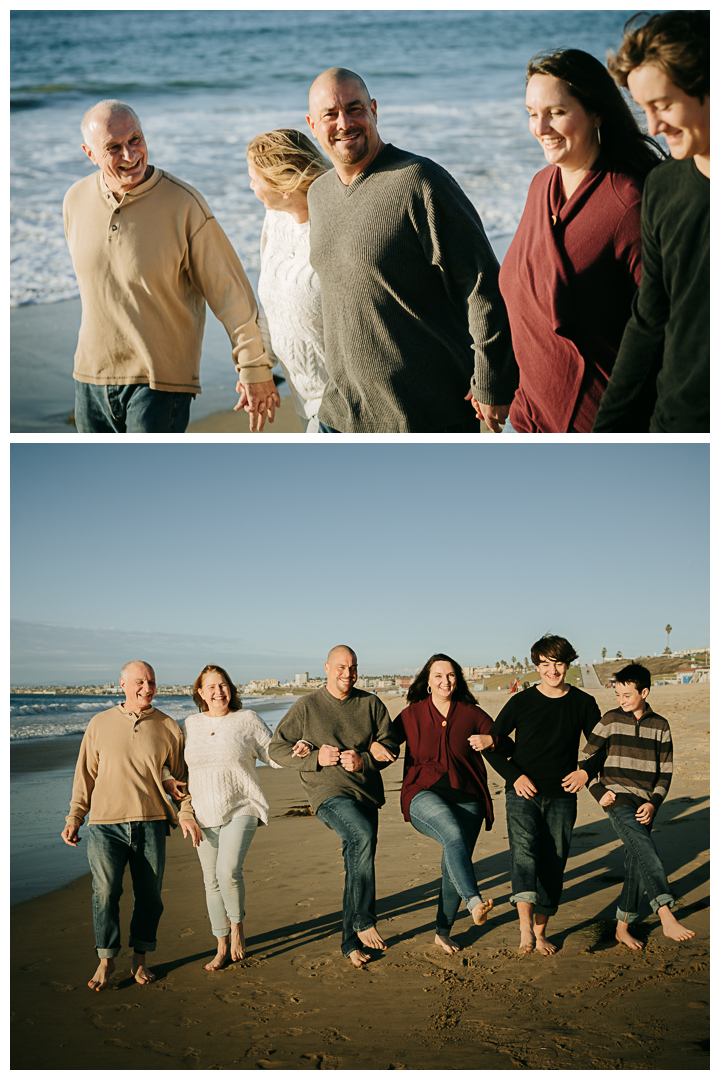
[81,99,142,145]
[120,660,155,681]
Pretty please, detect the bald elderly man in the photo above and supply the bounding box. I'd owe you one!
[305,68,517,433]
[61,661,202,990]
[269,646,399,967]
[63,99,279,432]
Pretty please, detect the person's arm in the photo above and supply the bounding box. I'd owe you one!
[416,169,518,422]
[61,728,97,845]
[649,726,673,811]
[252,716,283,771]
[578,717,612,803]
[268,704,323,773]
[361,702,400,772]
[486,700,525,786]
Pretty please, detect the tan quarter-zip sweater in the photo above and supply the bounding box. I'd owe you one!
[63,168,272,393]
[65,704,195,828]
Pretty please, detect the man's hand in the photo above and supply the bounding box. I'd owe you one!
[318,744,340,767]
[61,823,81,847]
[635,802,655,825]
[292,740,312,758]
[513,774,537,799]
[464,391,510,433]
[468,733,494,752]
[181,819,203,847]
[234,378,281,432]
[561,768,588,794]
[162,778,187,801]
[369,741,396,762]
[599,790,616,808]
[340,749,363,773]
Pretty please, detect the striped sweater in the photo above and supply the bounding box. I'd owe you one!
[579,704,673,810]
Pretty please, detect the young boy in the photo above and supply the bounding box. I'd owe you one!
[482,634,601,955]
[593,10,709,433]
[579,663,695,949]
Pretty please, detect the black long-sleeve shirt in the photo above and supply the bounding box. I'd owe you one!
[487,686,601,798]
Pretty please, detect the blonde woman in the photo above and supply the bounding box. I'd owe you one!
[247,129,330,432]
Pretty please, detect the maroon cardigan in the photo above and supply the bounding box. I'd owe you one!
[499,161,643,433]
[394,698,495,827]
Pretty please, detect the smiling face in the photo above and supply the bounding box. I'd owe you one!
[428,661,457,701]
[614,680,650,716]
[82,108,149,196]
[325,647,358,700]
[119,662,156,713]
[536,655,569,693]
[247,158,288,212]
[526,73,600,175]
[626,64,710,169]
[198,670,232,715]
[307,78,381,180]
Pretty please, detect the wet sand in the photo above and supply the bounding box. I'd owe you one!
[11,685,709,1070]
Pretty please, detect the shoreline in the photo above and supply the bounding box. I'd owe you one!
[10,686,709,1069]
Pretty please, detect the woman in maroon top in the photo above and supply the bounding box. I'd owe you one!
[376,653,506,954]
[495,49,663,432]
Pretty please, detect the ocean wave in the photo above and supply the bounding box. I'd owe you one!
[11,699,116,716]
[11,722,90,740]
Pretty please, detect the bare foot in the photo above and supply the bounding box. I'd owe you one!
[471,898,494,926]
[616,923,643,950]
[534,932,557,956]
[230,922,246,961]
[204,949,230,971]
[88,958,114,992]
[435,934,460,954]
[348,949,371,967]
[357,926,387,951]
[130,952,156,984]
[658,908,696,942]
[518,931,535,956]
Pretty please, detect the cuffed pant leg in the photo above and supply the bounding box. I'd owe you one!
[409,791,484,932]
[195,825,230,937]
[215,816,259,928]
[87,823,131,958]
[127,821,166,953]
[608,806,675,922]
[505,791,541,907]
[534,797,577,917]
[315,797,378,957]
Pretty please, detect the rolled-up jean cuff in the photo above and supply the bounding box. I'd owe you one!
[128,937,157,953]
[510,890,538,907]
[466,894,482,913]
[353,920,376,933]
[96,947,121,959]
[650,893,675,915]
[616,907,640,924]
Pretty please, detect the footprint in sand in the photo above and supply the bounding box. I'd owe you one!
[179,928,195,938]
[21,959,50,972]
[300,1052,341,1069]
[40,981,75,992]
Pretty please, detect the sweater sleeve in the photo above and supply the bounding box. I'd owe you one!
[415,169,518,406]
[486,698,524,786]
[650,727,673,810]
[164,725,195,821]
[268,702,321,774]
[66,726,98,828]
[579,718,611,802]
[187,216,273,384]
[252,715,282,771]
[360,700,400,775]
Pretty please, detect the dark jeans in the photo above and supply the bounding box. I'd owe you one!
[318,421,340,433]
[75,382,193,433]
[315,796,378,957]
[505,791,577,916]
[409,790,484,932]
[87,821,166,958]
[607,805,675,923]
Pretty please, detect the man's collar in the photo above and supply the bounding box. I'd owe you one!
[119,702,156,719]
[98,165,161,204]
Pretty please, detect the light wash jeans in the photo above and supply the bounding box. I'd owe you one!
[195,815,259,937]
[607,805,675,923]
[505,791,577,916]
[74,381,193,433]
[315,796,379,957]
[87,820,166,958]
[408,790,484,932]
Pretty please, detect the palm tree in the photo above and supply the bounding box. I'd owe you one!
[511,656,517,667]
[524,657,529,670]
[601,647,607,661]
[665,624,672,652]
[616,650,622,658]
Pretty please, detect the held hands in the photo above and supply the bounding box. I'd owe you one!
[340,750,363,773]
[318,744,341,767]
[162,777,187,801]
[599,790,616,808]
[464,391,510,433]
[561,768,588,794]
[292,740,312,758]
[234,378,281,432]
[181,819,203,847]
[468,733,494,752]
[513,774,537,799]
[369,741,397,763]
[61,823,81,847]
[635,802,655,825]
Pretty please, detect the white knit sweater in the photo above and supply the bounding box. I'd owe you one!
[179,710,281,829]
[257,208,328,421]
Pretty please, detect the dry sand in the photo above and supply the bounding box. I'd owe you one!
[187,404,304,434]
[11,684,709,1070]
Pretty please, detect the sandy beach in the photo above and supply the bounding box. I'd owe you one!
[11,684,709,1070]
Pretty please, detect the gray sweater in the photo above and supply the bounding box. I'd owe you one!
[268,687,399,812]
[308,144,518,432]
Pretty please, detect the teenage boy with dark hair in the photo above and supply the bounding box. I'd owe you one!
[579,663,695,949]
[593,10,710,433]
[479,634,600,955]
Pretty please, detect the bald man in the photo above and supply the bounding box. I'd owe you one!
[305,68,517,433]
[63,98,278,433]
[269,646,399,966]
[61,661,202,991]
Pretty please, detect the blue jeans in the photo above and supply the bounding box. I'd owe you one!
[607,805,675,923]
[75,381,193,433]
[318,421,340,432]
[195,816,258,937]
[87,821,166,958]
[315,796,378,957]
[409,790,484,932]
[505,792,577,916]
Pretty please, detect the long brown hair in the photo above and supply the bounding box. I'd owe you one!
[192,664,242,712]
[406,653,478,706]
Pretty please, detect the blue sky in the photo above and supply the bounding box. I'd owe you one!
[11,443,709,685]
